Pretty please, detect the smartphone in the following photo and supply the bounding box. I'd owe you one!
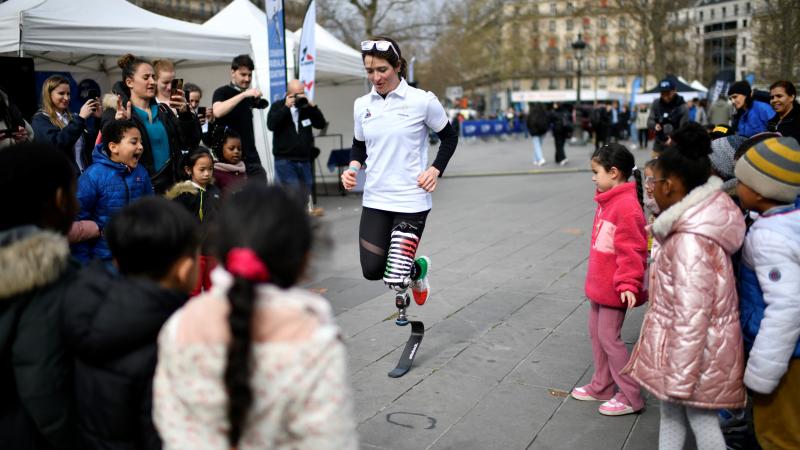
[170,78,184,95]
[197,106,207,116]
[86,88,100,99]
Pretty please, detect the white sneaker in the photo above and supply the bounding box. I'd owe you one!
[559,158,569,166]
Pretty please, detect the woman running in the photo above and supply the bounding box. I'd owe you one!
[341,37,458,317]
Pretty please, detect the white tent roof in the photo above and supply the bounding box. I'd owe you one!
[690,80,708,92]
[0,0,251,61]
[204,0,364,84]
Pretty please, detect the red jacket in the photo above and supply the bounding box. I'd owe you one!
[585,182,648,308]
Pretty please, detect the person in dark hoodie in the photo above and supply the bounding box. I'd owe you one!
[109,54,201,194]
[73,120,153,264]
[0,143,80,450]
[63,197,199,450]
[647,78,689,153]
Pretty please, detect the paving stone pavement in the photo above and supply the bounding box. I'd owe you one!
[306,137,696,449]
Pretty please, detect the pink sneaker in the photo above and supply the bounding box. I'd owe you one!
[570,385,612,402]
[598,398,637,416]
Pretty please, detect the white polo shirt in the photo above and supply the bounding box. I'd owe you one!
[353,79,449,213]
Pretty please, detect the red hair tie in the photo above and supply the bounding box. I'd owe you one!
[226,248,270,282]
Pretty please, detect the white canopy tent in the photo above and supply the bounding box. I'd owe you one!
[0,0,250,66]
[197,0,367,182]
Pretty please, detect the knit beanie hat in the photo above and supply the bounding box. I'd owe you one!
[710,135,747,180]
[734,137,800,203]
[727,80,752,97]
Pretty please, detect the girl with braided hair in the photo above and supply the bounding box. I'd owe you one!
[154,184,357,450]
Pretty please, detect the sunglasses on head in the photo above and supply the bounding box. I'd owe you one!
[361,40,399,58]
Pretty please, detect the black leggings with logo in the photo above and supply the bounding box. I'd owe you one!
[358,207,430,283]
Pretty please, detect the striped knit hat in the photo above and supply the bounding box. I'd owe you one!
[734,137,800,203]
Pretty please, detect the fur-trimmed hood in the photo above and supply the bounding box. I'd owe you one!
[0,226,70,299]
[652,176,744,254]
[164,180,200,200]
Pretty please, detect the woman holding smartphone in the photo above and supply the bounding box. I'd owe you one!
[341,37,458,310]
[32,75,100,174]
[112,54,201,193]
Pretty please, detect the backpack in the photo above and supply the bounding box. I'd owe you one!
[527,109,548,135]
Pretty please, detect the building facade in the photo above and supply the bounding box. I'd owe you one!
[682,0,756,84]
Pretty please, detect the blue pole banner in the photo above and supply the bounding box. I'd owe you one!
[265,0,287,104]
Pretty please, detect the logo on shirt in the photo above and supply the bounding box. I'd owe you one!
[769,268,781,282]
[365,108,372,119]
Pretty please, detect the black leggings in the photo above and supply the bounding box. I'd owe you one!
[638,129,648,148]
[359,207,429,281]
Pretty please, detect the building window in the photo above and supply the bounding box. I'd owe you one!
[549,20,556,32]
[548,37,557,48]
[531,79,539,90]
[619,16,627,28]
[550,58,558,71]
[566,58,574,71]
[550,3,557,15]
[600,35,608,46]
[618,77,626,88]
[746,2,751,13]
[742,54,747,66]
[734,4,739,15]
[618,56,625,69]
[619,35,626,47]
[700,11,704,21]
[599,57,607,70]
[600,0,608,7]
[549,78,558,90]
[584,58,592,71]
[711,8,715,19]
[599,76,608,88]
[567,2,574,13]
[583,17,591,29]
[743,19,748,27]
[722,7,726,17]
[512,79,521,90]
[567,19,574,31]
[600,17,607,29]
[742,37,746,47]
[565,77,574,89]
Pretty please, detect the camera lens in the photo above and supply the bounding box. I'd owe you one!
[295,96,309,108]
[252,98,270,109]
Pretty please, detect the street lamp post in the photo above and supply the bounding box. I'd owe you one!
[571,33,587,143]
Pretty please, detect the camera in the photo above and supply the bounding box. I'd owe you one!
[251,98,269,109]
[295,96,309,108]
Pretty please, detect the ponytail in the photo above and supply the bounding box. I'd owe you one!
[224,276,255,446]
[632,166,644,207]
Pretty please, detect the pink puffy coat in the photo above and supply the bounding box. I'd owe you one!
[624,176,747,409]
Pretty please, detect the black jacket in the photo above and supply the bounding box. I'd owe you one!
[102,100,201,194]
[62,263,188,450]
[31,112,99,174]
[0,226,79,450]
[267,101,326,160]
[526,107,549,136]
[647,95,688,151]
[767,103,800,143]
[549,107,574,138]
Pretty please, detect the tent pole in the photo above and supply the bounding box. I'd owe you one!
[18,14,24,57]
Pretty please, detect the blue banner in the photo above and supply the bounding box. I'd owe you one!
[265,0,287,104]
[461,119,525,138]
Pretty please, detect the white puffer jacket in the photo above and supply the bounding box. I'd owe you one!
[741,204,800,394]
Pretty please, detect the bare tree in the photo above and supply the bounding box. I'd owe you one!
[752,0,800,82]
[317,0,444,48]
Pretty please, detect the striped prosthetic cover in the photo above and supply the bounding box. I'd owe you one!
[383,223,420,290]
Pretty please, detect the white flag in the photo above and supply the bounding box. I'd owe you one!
[298,0,316,101]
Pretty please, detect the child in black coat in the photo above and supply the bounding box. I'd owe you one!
[165,148,221,294]
[62,197,199,450]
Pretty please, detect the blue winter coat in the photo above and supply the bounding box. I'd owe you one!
[735,100,776,138]
[73,145,153,263]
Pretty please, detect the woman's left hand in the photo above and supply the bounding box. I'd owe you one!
[417,166,440,192]
[170,89,189,113]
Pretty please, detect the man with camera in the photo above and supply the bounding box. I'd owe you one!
[212,54,268,182]
[647,79,689,153]
[266,79,326,204]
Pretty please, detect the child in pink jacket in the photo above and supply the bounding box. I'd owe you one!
[624,124,746,450]
[572,143,647,416]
